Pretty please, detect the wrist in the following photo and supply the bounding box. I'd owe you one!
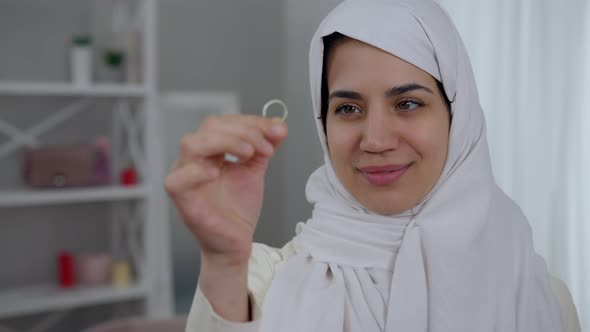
[200,254,249,277]
[199,255,250,322]
[200,244,252,269]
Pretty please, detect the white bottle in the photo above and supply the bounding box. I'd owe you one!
[70,35,93,86]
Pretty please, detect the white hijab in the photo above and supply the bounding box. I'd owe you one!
[260,1,564,331]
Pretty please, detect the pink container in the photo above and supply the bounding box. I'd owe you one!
[78,253,112,286]
[83,317,187,332]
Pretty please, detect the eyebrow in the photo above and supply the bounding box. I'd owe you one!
[386,83,434,97]
[328,83,434,102]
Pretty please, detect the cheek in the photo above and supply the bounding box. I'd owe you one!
[408,118,449,165]
[326,125,360,168]
[327,131,350,161]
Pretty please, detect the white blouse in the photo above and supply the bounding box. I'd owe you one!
[184,242,581,332]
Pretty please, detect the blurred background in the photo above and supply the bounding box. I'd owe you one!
[0,0,587,331]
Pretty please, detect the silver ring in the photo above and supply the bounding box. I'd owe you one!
[262,99,288,121]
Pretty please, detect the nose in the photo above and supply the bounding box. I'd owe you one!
[359,107,400,153]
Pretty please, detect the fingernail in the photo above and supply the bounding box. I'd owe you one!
[224,153,239,163]
[271,124,286,136]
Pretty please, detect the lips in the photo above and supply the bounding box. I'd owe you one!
[358,163,411,186]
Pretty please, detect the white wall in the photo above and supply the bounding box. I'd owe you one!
[279,0,341,236]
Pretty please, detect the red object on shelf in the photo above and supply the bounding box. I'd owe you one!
[58,251,76,288]
[120,167,138,186]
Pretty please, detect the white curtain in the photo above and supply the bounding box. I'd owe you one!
[437,0,590,329]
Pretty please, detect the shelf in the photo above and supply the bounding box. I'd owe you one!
[0,185,149,207]
[0,0,174,319]
[0,81,147,97]
[0,283,148,319]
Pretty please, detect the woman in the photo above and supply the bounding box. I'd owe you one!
[166,0,566,331]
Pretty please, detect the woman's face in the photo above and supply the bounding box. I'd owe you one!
[326,38,450,215]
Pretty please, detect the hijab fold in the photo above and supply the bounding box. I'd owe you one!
[260,1,564,331]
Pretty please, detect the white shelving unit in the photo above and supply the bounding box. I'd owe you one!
[0,186,149,208]
[0,283,149,320]
[0,0,173,328]
[0,82,147,97]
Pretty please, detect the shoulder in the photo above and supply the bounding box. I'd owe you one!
[247,241,297,311]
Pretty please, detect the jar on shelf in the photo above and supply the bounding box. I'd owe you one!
[70,35,93,86]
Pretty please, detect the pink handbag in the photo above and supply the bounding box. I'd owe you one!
[24,144,111,188]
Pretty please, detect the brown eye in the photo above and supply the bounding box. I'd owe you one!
[335,104,362,115]
[397,100,423,112]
